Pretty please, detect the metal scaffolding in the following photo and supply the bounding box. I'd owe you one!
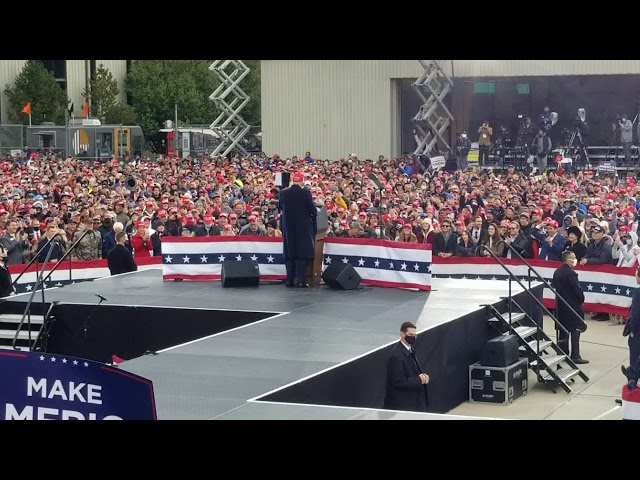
[412,60,455,157]
[208,60,252,157]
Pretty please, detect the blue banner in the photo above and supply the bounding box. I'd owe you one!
[0,351,157,420]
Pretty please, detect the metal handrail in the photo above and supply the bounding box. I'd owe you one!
[477,245,569,336]
[39,229,91,286]
[498,240,586,330]
[32,301,59,352]
[11,229,91,351]
[12,241,56,350]
[11,237,54,287]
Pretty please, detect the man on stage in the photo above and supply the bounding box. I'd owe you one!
[278,171,317,288]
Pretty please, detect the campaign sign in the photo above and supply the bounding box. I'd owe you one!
[0,351,157,420]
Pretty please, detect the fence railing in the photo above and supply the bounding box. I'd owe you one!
[0,124,25,155]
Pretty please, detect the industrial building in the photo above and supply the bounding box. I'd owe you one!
[260,60,640,160]
[0,60,128,124]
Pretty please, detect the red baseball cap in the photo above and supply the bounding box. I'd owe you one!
[292,172,304,183]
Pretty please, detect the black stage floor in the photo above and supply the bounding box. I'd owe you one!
[5,269,525,420]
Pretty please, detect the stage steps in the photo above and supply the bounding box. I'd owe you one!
[488,308,589,394]
[0,314,44,351]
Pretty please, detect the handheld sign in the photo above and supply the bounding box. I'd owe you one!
[0,351,157,420]
[429,156,446,170]
[597,162,617,175]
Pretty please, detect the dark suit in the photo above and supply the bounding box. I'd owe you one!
[384,341,429,412]
[0,233,27,265]
[553,262,587,360]
[469,227,486,245]
[278,184,317,285]
[107,244,138,276]
[432,232,458,256]
[0,262,14,297]
[624,288,640,380]
[37,237,64,262]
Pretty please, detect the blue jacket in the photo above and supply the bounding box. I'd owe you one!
[102,230,117,258]
[539,233,566,261]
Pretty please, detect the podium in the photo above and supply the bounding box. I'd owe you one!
[306,206,328,286]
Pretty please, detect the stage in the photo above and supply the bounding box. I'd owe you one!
[2,269,541,420]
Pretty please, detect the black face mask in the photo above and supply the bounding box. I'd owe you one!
[405,335,416,345]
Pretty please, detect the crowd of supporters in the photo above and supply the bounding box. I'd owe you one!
[0,151,637,280]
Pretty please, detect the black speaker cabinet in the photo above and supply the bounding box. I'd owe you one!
[481,334,520,368]
[221,260,260,288]
[321,262,362,290]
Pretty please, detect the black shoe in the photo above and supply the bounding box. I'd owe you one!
[572,358,589,365]
[285,282,295,288]
[595,313,611,322]
[615,398,622,405]
[590,313,600,320]
[622,365,629,377]
[630,380,638,390]
[296,283,310,288]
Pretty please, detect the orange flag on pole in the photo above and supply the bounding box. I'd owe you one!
[21,102,31,115]
[82,101,89,117]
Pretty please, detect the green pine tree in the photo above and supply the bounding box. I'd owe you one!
[4,60,70,125]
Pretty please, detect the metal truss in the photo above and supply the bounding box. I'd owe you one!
[208,60,252,157]
[412,60,455,157]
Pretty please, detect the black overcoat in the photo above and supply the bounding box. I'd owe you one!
[383,341,429,412]
[278,185,317,259]
[552,263,586,331]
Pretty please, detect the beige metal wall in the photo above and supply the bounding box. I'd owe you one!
[66,60,88,114]
[96,60,127,103]
[0,60,28,123]
[261,60,640,160]
[261,60,432,160]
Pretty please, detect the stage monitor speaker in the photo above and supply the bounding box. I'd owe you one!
[481,335,520,368]
[221,260,260,288]
[275,172,290,188]
[321,262,362,290]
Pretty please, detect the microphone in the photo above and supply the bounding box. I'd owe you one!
[95,293,108,302]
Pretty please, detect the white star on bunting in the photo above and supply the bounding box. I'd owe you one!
[218,255,226,262]
[165,255,173,263]
[325,256,332,264]
[461,275,467,279]
[627,289,631,296]
[250,255,258,261]
[615,287,621,295]
[342,257,349,264]
[358,258,365,266]
[587,284,594,291]
[62,358,67,364]
[73,360,78,365]
[600,285,607,293]
[389,262,394,269]
[374,259,380,268]
[55,282,63,287]
[182,256,190,263]
[426,265,431,273]
[414,264,420,272]
[83,362,89,367]
[26,285,33,291]
[491,276,497,281]
[236,254,242,261]
[400,263,407,270]
[266,255,274,263]
[51,357,57,362]
[39,355,45,361]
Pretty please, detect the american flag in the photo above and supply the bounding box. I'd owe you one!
[162,237,286,281]
[323,238,432,291]
[432,257,636,317]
